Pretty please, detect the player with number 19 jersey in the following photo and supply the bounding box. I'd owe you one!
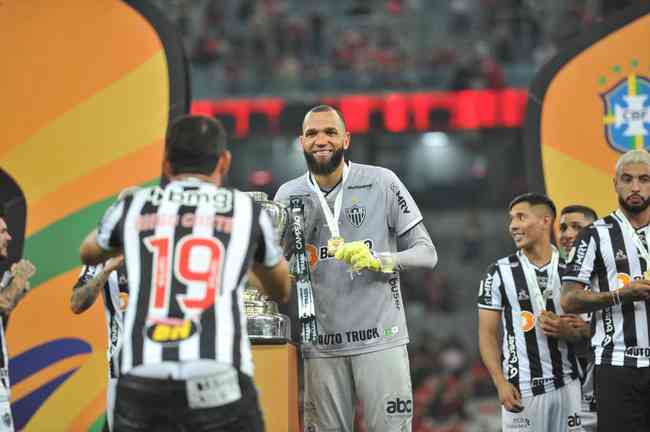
[275,161,422,358]
[95,180,282,377]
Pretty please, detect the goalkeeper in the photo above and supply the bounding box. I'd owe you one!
[274,105,437,432]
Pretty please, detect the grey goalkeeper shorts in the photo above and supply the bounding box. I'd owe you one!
[303,345,412,432]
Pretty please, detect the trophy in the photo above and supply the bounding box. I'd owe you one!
[244,192,291,343]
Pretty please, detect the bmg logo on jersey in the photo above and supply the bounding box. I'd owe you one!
[146,317,199,345]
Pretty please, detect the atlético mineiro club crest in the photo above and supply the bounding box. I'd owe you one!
[601,74,650,152]
[345,204,366,227]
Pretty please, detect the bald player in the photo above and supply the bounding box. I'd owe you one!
[274,105,438,432]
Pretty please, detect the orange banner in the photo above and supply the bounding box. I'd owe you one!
[0,1,188,430]
[524,4,650,217]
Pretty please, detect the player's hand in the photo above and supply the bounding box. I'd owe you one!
[334,241,381,272]
[104,255,124,274]
[560,314,587,329]
[11,260,36,280]
[619,279,650,303]
[496,380,523,412]
[538,310,571,338]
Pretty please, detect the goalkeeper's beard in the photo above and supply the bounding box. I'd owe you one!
[304,148,344,176]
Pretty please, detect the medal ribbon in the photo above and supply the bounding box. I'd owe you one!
[308,162,349,239]
[519,248,559,314]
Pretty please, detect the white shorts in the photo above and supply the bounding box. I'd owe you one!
[0,400,14,432]
[580,410,596,432]
[303,345,412,432]
[107,377,117,431]
[502,379,583,432]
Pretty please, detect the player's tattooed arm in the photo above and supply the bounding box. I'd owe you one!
[0,260,36,315]
[560,280,638,313]
[71,256,123,314]
[561,281,612,313]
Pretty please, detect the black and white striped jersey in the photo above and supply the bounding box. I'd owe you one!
[562,213,650,367]
[95,178,282,377]
[73,264,129,379]
[478,252,579,397]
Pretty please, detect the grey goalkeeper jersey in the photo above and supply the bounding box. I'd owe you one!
[274,162,422,358]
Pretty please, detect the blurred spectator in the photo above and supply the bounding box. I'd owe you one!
[449,55,477,91]
[348,0,373,16]
[192,29,227,65]
[492,22,515,63]
[176,2,191,38]
[476,43,505,89]
[533,38,557,68]
[440,337,468,375]
[387,0,405,15]
[461,210,483,261]
[237,0,255,23]
[273,56,302,90]
[409,335,476,431]
[449,0,472,34]
[151,0,611,96]
[203,0,224,29]
[307,13,325,58]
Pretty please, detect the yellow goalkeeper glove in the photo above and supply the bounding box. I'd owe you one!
[334,241,381,272]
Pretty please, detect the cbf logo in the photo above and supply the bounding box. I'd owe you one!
[601,63,650,152]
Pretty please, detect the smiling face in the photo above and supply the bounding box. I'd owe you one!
[0,218,11,260]
[559,212,593,255]
[509,202,552,251]
[615,162,650,214]
[300,110,350,176]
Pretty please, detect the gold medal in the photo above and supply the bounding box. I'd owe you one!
[327,236,344,257]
